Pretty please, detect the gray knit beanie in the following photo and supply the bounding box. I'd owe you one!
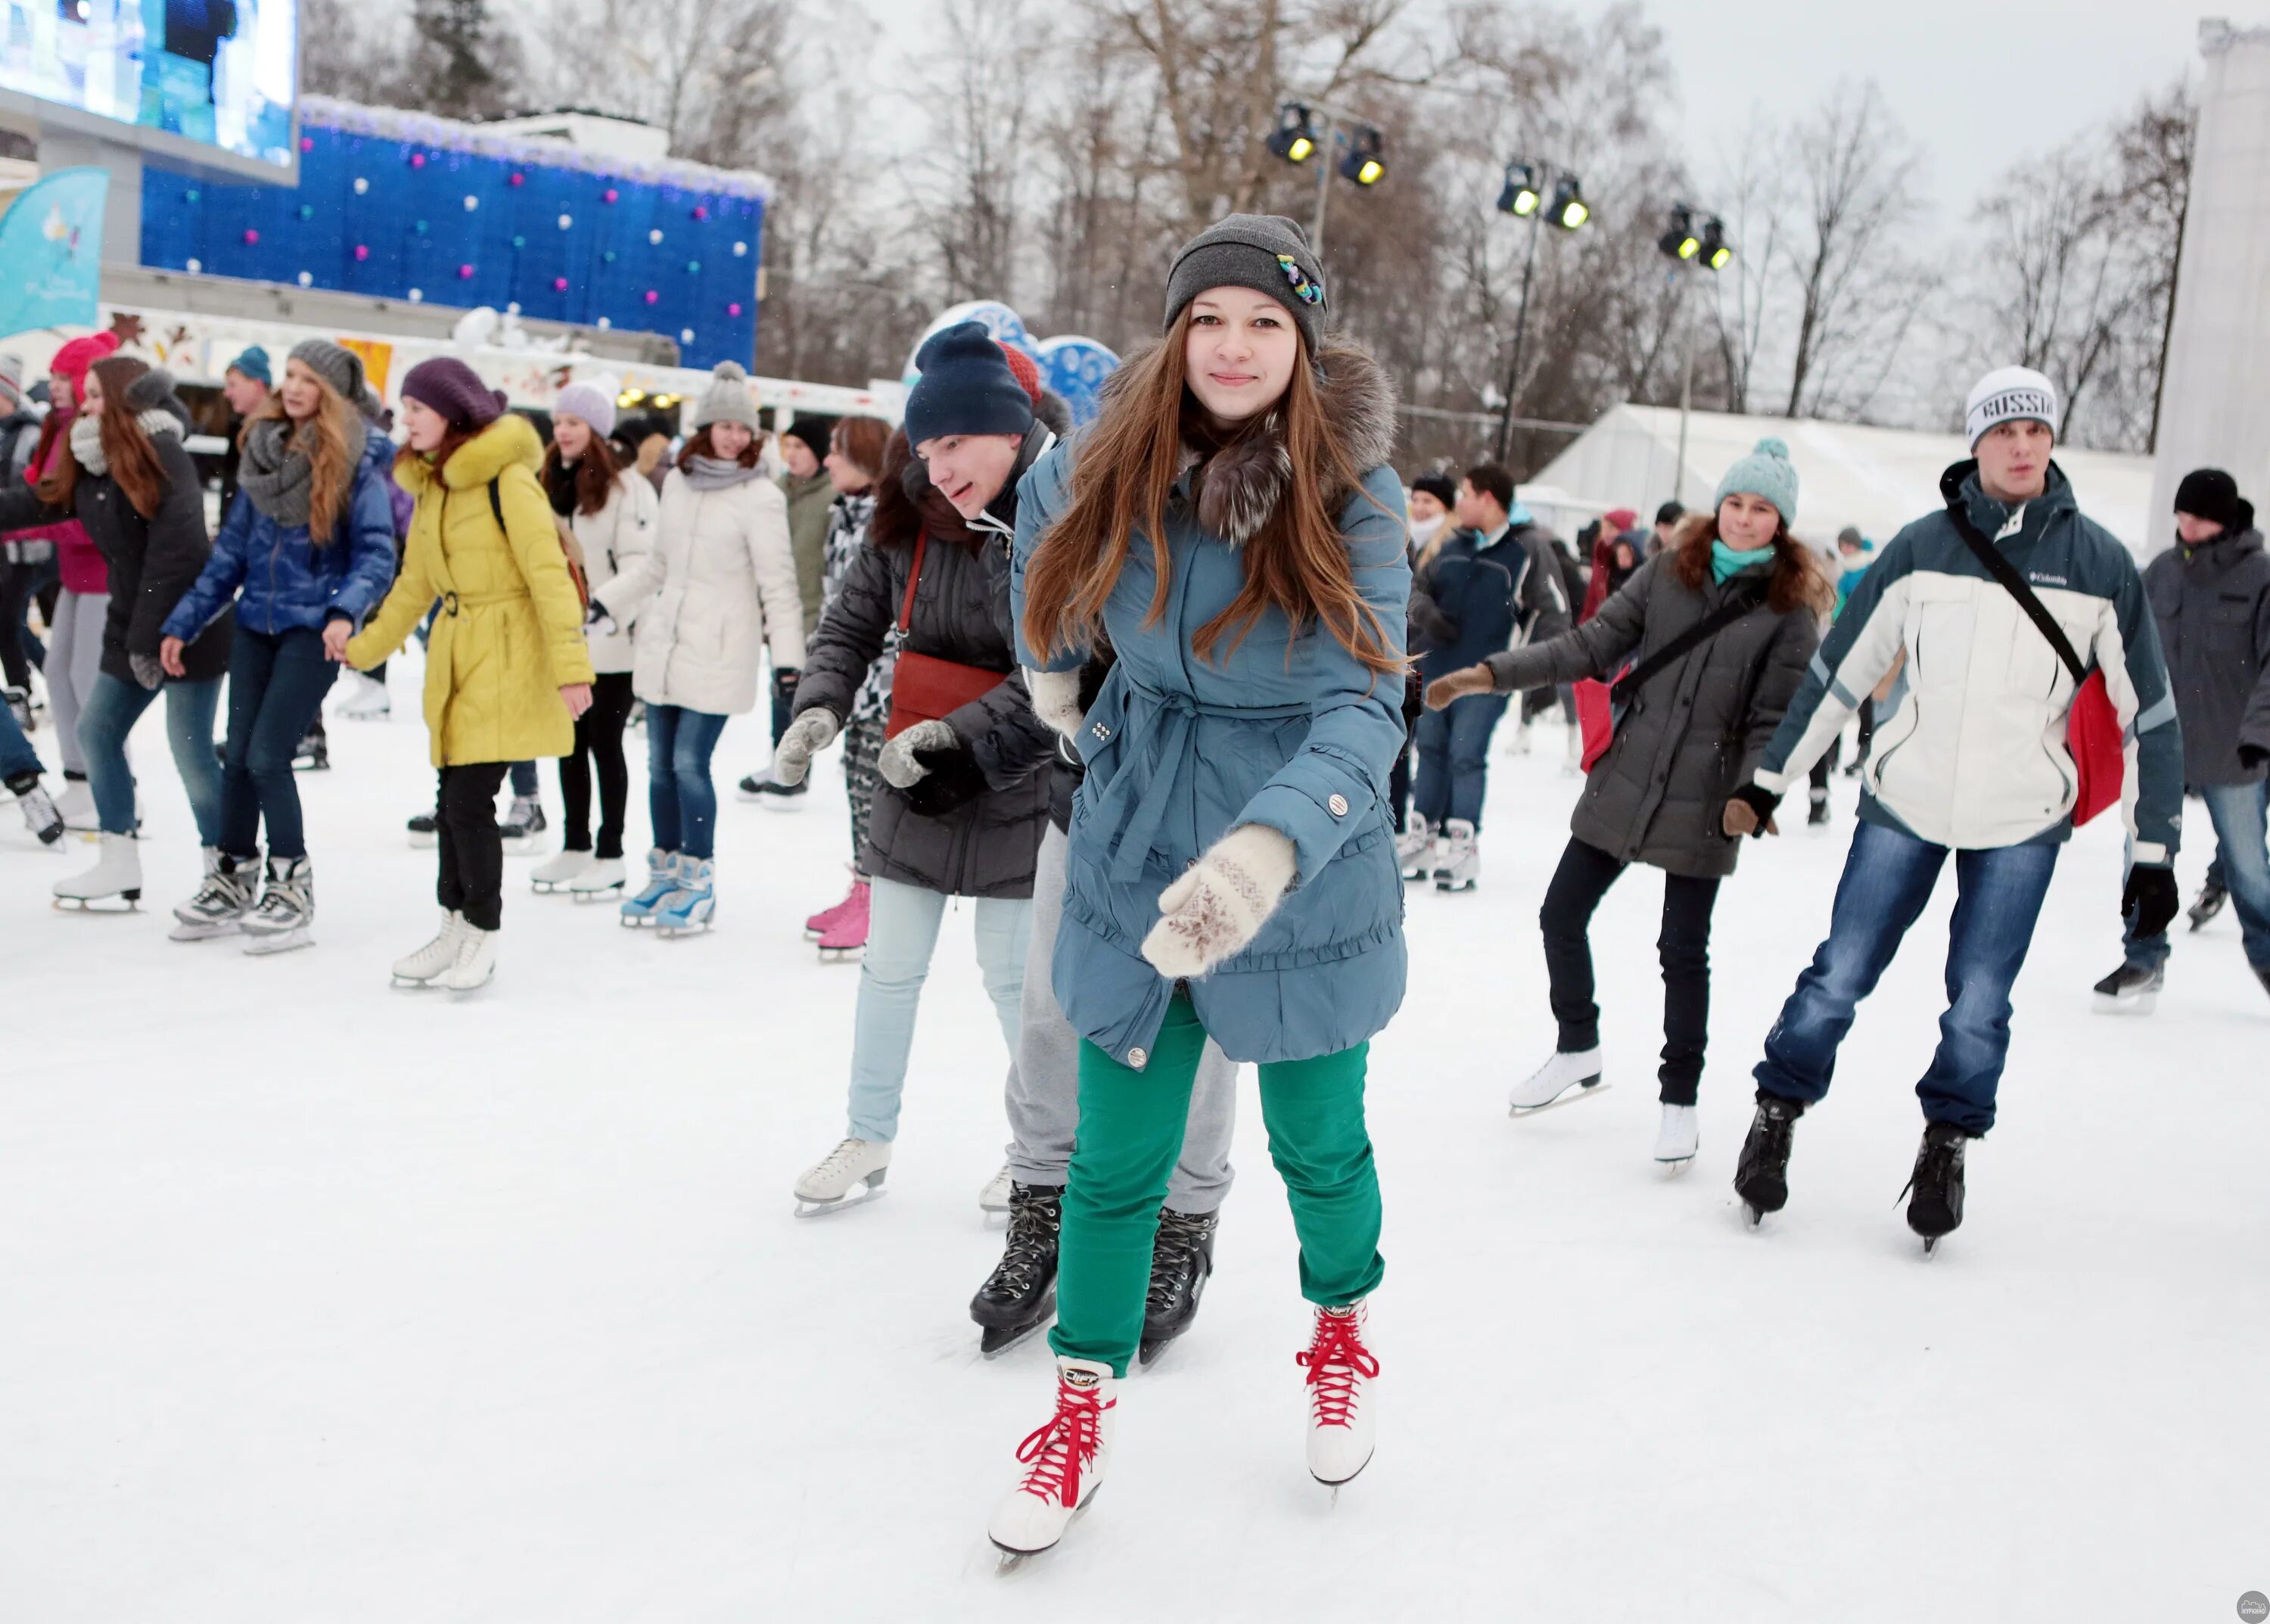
[1164,213,1329,353]
[693,361,760,431]
[288,338,366,406]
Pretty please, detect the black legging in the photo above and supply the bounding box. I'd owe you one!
[0,557,51,689]
[1538,836,1722,1105]
[558,670,636,858]
[437,762,510,930]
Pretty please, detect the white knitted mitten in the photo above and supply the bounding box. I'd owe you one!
[1140,823,1298,979]
[1025,667,1086,739]
[878,718,958,788]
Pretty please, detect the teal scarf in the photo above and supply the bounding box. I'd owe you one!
[1711,540,1772,584]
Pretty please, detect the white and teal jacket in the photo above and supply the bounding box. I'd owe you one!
[1754,462,2182,862]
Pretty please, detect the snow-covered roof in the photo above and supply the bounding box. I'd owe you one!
[1528,404,2158,555]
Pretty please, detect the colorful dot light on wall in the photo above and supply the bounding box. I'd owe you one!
[354,244,369,260]
[509,172,525,187]
[644,290,658,305]
[692,205,709,220]
[602,188,619,204]
[353,176,368,194]
[728,302,742,316]
[410,152,425,168]
[242,228,258,244]
[553,277,569,291]
[459,264,475,279]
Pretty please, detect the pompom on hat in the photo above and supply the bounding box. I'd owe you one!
[1713,437,1799,524]
[692,360,761,432]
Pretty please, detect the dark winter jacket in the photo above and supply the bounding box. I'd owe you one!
[1410,512,1570,683]
[1756,462,2182,862]
[793,420,1062,898]
[1486,552,1819,879]
[2142,525,2270,785]
[0,399,231,684]
[163,425,401,643]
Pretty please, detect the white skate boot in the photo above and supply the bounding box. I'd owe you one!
[169,848,255,940]
[1653,1102,1699,1167]
[793,1137,891,1217]
[53,832,141,910]
[530,848,592,893]
[441,925,498,992]
[239,855,316,955]
[987,1357,1116,1561]
[1509,1047,1607,1114]
[566,857,626,899]
[1395,814,1434,883]
[1432,818,1479,891]
[392,910,468,986]
[1299,1301,1379,1489]
[978,1163,1014,1215]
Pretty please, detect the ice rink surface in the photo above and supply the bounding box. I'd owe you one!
[5,661,2265,1622]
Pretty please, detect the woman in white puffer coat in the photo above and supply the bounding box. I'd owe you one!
[531,381,660,899]
[594,362,804,932]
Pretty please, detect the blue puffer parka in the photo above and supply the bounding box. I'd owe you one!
[1012,343,1411,1069]
[163,423,400,641]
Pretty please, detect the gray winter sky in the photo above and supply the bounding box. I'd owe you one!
[853,0,2208,214]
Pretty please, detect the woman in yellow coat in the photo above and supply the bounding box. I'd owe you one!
[342,359,594,991]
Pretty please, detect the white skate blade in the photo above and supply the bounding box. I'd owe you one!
[1655,1151,1696,1171]
[391,974,443,990]
[241,927,313,956]
[406,833,437,850]
[793,1181,888,1219]
[53,893,140,913]
[2091,991,2157,1016]
[1510,1078,1611,1117]
[168,919,241,941]
[656,919,714,938]
[817,946,864,963]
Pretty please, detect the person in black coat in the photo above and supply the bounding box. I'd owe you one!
[0,357,229,904]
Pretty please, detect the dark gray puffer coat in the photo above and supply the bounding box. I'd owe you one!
[1484,552,1820,879]
[791,422,1061,898]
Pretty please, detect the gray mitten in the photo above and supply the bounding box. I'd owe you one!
[129,653,165,691]
[771,708,841,786]
[878,718,957,788]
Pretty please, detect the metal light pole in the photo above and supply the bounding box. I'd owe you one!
[1494,198,1545,463]
[1672,266,1697,511]
[1654,206,1733,514]
[1491,159,1585,463]
[1308,110,1339,254]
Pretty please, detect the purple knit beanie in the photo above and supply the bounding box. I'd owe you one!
[400,356,507,431]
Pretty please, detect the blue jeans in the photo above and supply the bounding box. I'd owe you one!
[0,688,42,782]
[77,672,222,842]
[846,875,1030,1142]
[219,627,338,860]
[645,703,729,860]
[2125,779,2270,972]
[1413,691,1510,829]
[1755,819,2060,1136]
[509,759,538,798]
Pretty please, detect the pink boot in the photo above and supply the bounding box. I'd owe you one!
[804,871,865,940]
[817,879,870,961]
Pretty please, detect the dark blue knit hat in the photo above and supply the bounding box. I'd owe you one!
[903,323,1034,448]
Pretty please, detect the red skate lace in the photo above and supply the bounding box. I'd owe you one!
[1296,1308,1379,1430]
[1015,1377,1109,1507]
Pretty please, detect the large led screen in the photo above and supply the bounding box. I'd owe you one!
[2,0,296,167]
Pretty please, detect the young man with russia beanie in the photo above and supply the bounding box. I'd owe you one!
[2106,468,2270,1007]
[1727,366,2183,1248]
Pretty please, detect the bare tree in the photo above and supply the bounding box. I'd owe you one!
[909,0,1046,304]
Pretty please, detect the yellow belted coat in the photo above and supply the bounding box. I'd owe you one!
[345,413,596,767]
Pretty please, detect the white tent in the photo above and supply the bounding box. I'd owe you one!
[1525,403,2158,556]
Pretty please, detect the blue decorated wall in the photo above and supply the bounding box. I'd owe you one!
[138,114,765,369]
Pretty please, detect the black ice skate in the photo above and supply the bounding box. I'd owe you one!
[293,726,329,771]
[1734,1095,1805,1226]
[1902,1121,1969,1254]
[1140,1206,1217,1367]
[2091,961,2163,1016]
[2188,875,2227,931]
[972,1183,1062,1356]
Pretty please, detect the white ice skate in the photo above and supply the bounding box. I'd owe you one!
[1432,819,1479,892]
[979,1163,1014,1215]
[1394,815,1435,883]
[392,910,469,987]
[334,671,391,719]
[441,925,497,992]
[530,848,592,894]
[566,857,626,900]
[55,779,98,832]
[655,857,715,935]
[1299,1301,1379,1491]
[988,1357,1116,1562]
[1509,1047,1608,1115]
[239,856,316,956]
[1653,1102,1699,1167]
[170,848,255,941]
[793,1137,891,1217]
[53,832,141,910]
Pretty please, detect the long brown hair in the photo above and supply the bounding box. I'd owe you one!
[677,423,762,472]
[1666,508,1833,617]
[544,430,623,517]
[37,356,169,518]
[241,369,361,542]
[832,415,891,488]
[1019,313,1398,677]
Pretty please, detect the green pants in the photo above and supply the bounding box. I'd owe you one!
[1050,992,1385,1377]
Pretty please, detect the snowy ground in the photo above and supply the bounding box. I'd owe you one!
[4,656,2266,1624]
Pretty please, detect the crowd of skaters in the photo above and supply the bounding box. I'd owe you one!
[1,207,2266,1561]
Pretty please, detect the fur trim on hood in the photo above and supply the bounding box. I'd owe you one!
[1182,341,1398,545]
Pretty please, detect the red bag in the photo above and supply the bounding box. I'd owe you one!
[1575,678,1614,771]
[2066,669,2122,826]
[885,531,1009,739]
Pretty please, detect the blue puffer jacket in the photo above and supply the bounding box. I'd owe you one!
[1011,344,1411,1068]
[163,427,400,641]
[1410,509,1571,683]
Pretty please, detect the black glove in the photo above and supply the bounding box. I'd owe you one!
[773,667,801,705]
[2122,863,2180,941]
[902,742,989,817]
[584,601,618,637]
[1730,783,1781,825]
[2239,741,2269,773]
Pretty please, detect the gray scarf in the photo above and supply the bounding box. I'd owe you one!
[69,408,182,477]
[238,412,370,530]
[683,454,764,493]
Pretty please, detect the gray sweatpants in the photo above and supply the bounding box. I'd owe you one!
[1004,820,1238,1212]
[48,589,108,777]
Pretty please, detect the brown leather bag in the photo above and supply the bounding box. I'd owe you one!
[884,530,1008,739]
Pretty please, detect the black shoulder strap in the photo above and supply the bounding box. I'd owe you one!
[1942,495,2087,685]
[1608,588,1765,708]
[487,477,506,534]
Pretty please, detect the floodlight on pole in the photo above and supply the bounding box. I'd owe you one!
[1268,104,1319,166]
[1496,160,1541,218]
[1550,176,1588,229]
[1341,126,1385,186]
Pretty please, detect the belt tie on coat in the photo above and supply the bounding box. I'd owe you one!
[1092,677,1313,884]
